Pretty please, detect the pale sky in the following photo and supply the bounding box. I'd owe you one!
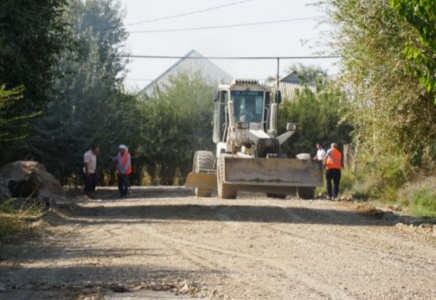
[119,0,338,90]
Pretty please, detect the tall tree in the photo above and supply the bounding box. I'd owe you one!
[0,85,29,142]
[137,73,215,185]
[278,76,352,157]
[390,0,436,100]
[0,0,71,126]
[323,0,436,169]
[29,0,130,183]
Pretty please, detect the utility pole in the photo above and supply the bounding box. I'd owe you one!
[276,58,280,94]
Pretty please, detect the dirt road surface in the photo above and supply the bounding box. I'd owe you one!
[1,187,435,300]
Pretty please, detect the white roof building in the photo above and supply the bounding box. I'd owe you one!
[141,50,232,97]
[269,70,316,102]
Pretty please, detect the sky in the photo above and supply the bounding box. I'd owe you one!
[119,0,338,90]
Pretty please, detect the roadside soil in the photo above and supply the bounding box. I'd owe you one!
[1,187,435,300]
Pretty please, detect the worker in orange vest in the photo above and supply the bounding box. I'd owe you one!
[115,144,132,198]
[324,143,342,200]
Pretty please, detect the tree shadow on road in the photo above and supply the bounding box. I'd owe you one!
[56,201,399,227]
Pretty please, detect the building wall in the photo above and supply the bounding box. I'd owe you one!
[270,82,317,102]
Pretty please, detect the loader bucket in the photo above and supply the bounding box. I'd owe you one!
[185,157,323,194]
[222,157,323,193]
[185,172,217,191]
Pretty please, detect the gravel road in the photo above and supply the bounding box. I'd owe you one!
[1,187,435,299]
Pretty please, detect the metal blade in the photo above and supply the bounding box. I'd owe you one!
[223,157,323,187]
[185,173,217,190]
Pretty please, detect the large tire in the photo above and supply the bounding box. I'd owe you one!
[266,193,287,199]
[217,157,237,199]
[297,187,315,200]
[296,153,315,200]
[193,151,214,197]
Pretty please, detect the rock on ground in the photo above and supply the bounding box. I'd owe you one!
[0,161,65,204]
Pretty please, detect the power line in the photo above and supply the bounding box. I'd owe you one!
[125,78,154,81]
[125,0,253,27]
[120,55,339,60]
[127,16,322,34]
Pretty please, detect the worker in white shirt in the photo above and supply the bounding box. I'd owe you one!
[83,144,99,199]
[313,143,326,161]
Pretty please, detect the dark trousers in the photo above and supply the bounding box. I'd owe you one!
[326,169,341,198]
[118,174,130,196]
[83,173,97,192]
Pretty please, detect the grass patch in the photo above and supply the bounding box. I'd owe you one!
[0,215,24,241]
[0,198,46,242]
[399,178,436,219]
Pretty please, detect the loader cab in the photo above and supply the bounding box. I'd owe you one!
[232,91,264,123]
[213,79,271,144]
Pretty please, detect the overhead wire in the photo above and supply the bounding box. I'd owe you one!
[120,54,339,60]
[127,16,322,34]
[125,0,254,27]
[125,78,154,81]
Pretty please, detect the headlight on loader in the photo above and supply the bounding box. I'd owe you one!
[236,122,250,129]
[286,123,300,131]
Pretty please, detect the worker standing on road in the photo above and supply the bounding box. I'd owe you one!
[83,144,99,199]
[313,143,326,161]
[114,144,132,198]
[325,143,342,200]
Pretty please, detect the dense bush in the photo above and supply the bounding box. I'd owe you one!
[136,73,215,185]
[399,177,436,217]
[27,0,132,185]
[278,81,353,158]
[318,0,436,215]
[0,0,71,146]
[323,0,436,168]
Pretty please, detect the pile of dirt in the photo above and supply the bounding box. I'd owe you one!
[0,161,65,205]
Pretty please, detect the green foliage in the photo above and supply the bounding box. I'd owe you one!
[399,177,436,218]
[286,63,329,84]
[0,198,47,241]
[0,85,38,143]
[0,215,23,241]
[339,154,406,202]
[28,0,131,184]
[266,63,328,85]
[320,0,436,216]
[324,0,436,176]
[0,0,213,187]
[0,0,71,135]
[278,79,352,158]
[339,171,356,194]
[137,73,215,185]
[390,0,436,99]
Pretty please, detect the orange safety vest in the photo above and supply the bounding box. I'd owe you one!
[117,152,132,174]
[325,147,342,170]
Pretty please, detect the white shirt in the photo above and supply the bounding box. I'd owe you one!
[83,150,97,174]
[316,148,326,160]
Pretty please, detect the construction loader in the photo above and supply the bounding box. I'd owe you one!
[185,79,323,199]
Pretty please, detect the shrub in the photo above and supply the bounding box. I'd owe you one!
[0,198,46,241]
[399,177,436,217]
[0,215,23,241]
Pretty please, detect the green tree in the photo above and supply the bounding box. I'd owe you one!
[323,0,436,177]
[29,0,131,184]
[0,0,71,127]
[0,85,33,143]
[278,81,352,157]
[266,63,329,85]
[137,73,215,185]
[390,0,436,99]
